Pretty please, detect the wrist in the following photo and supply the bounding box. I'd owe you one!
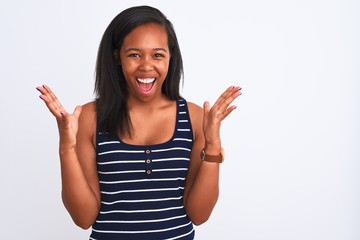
[59,144,76,157]
[204,142,221,155]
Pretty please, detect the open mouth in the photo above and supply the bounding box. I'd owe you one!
[136,78,156,93]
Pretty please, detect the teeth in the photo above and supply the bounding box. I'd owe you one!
[137,78,155,84]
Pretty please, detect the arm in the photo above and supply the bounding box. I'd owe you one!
[183,86,242,225]
[37,85,100,229]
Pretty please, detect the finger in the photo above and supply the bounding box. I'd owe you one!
[45,97,65,118]
[73,105,83,119]
[214,86,235,106]
[59,111,70,129]
[220,105,237,120]
[43,85,59,103]
[37,85,66,117]
[216,86,242,113]
[220,88,241,110]
[37,85,55,103]
[42,85,63,108]
[203,101,210,117]
[214,85,242,109]
[36,85,54,99]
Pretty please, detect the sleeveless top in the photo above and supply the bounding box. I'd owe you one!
[90,99,195,240]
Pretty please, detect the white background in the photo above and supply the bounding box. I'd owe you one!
[1,0,359,239]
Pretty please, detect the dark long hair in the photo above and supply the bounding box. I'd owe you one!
[94,5,184,137]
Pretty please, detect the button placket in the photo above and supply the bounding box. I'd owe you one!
[145,149,152,176]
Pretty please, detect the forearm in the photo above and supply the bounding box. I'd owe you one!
[59,147,99,229]
[185,161,220,225]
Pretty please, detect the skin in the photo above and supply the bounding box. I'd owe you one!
[36,23,242,229]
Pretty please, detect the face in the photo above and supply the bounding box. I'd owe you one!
[119,23,170,103]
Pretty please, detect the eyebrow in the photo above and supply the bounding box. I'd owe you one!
[124,47,168,53]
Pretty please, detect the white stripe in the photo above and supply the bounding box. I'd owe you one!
[152,168,188,172]
[98,149,144,155]
[177,129,190,132]
[92,221,192,234]
[179,111,186,114]
[98,141,120,146]
[96,214,187,224]
[152,157,189,162]
[97,160,144,165]
[98,169,144,174]
[100,205,183,214]
[101,186,184,195]
[178,119,188,122]
[102,196,182,205]
[179,104,185,107]
[173,138,192,142]
[164,228,195,240]
[152,147,191,153]
[100,177,185,184]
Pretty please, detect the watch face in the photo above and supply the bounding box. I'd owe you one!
[200,149,205,160]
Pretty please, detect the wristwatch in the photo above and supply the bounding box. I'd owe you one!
[200,147,224,163]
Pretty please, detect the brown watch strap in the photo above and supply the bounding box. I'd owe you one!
[201,148,224,163]
[203,154,223,163]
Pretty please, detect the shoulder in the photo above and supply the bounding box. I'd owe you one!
[78,101,96,143]
[186,101,203,119]
[81,101,96,114]
[185,101,203,133]
[79,101,96,122]
[79,101,96,123]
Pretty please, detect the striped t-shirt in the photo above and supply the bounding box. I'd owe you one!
[90,99,195,240]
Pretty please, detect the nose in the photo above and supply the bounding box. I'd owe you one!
[139,56,154,72]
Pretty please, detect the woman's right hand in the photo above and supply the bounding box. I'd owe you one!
[37,86,99,227]
[36,85,82,150]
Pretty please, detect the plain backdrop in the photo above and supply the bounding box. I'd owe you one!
[1,0,359,239]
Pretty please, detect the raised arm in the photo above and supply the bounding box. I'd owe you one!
[36,85,100,229]
[183,85,242,225]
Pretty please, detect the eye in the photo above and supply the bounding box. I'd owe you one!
[154,53,165,58]
[128,53,140,58]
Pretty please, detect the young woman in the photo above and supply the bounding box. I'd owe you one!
[37,5,241,240]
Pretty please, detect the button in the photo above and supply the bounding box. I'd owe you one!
[146,159,151,164]
[146,169,151,174]
[146,150,151,154]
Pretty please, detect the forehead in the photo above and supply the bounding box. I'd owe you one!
[122,23,169,49]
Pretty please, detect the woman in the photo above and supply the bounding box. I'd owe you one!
[37,5,241,240]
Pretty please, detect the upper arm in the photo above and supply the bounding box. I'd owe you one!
[76,102,101,208]
[183,102,205,206]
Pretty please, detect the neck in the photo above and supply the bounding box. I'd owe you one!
[127,94,171,112]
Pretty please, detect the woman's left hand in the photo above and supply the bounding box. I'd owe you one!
[202,86,242,154]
